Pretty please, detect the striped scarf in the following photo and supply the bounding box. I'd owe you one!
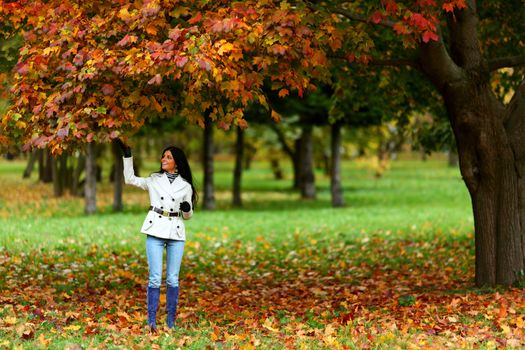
[166,172,179,183]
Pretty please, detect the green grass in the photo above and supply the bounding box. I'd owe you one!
[0,154,473,251]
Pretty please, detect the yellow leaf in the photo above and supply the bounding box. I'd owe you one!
[4,316,17,326]
[64,325,81,331]
[262,318,279,332]
[218,42,235,56]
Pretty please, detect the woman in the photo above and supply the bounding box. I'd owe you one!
[116,138,197,332]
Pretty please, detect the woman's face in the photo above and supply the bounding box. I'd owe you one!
[161,150,177,173]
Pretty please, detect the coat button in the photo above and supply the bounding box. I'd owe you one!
[172,198,175,201]
[169,218,172,221]
[158,215,162,218]
[170,208,173,211]
[177,226,180,228]
[149,221,152,224]
[161,206,164,209]
[161,197,164,200]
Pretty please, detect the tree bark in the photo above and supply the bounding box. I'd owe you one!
[71,153,85,196]
[299,125,316,200]
[232,126,244,207]
[112,142,124,212]
[330,123,345,207]
[23,150,39,179]
[203,117,215,210]
[270,124,300,189]
[40,148,53,183]
[84,142,97,215]
[416,1,525,286]
[52,154,68,197]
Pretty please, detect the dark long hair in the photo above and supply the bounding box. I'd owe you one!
[158,146,198,207]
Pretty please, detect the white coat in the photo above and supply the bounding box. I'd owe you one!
[123,157,193,240]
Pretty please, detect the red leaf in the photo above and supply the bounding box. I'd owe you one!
[147,74,162,85]
[370,11,384,24]
[422,30,439,43]
[101,84,114,96]
[188,11,202,24]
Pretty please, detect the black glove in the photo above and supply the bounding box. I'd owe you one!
[114,138,132,158]
[179,201,191,213]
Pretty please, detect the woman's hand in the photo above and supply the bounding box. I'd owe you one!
[114,138,132,158]
[179,201,191,213]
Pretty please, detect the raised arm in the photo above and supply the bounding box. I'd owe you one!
[114,138,149,191]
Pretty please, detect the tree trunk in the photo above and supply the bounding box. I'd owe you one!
[203,117,215,210]
[416,2,525,285]
[23,150,39,179]
[52,154,67,197]
[269,157,284,180]
[71,153,85,196]
[84,142,97,215]
[447,86,524,286]
[330,123,345,207]
[270,124,300,189]
[40,148,53,183]
[299,125,316,200]
[232,126,244,207]
[293,138,301,190]
[112,142,124,212]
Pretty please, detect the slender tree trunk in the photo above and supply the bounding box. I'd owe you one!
[299,125,316,200]
[269,157,284,180]
[52,154,67,197]
[84,142,97,215]
[232,126,244,207]
[41,149,53,183]
[203,117,215,210]
[330,123,345,207]
[293,138,301,190]
[71,153,85,196]
[270,124,300,189]
[23,150,39,179]
[112,142,124,212]
[37,148,44,181]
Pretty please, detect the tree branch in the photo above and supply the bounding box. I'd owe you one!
[304,1,395,29]
[327,53,419,68]
[488,55,525,71]
[328,6,395,29]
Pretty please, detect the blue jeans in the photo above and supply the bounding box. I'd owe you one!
[146,235,185,288]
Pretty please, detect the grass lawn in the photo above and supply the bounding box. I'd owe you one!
[1,154,524,349]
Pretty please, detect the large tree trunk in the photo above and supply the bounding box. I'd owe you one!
[446,83,523,286]
[84,142,97,215]
[330,123,345,207]
[112,142,124,212]
[299,125,316,200]
[232,126,244,207]
[202,117,215,210]
[417,2,525,286]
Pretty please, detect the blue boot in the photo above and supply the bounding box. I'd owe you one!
[147,287,160,331]
[166,286,179,329]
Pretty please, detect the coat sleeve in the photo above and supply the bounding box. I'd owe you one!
[182,186,193,220]
[123,157,149,190]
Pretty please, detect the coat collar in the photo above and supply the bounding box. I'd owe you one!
[156,172,187,196]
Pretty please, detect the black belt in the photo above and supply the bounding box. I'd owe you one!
[149,206,179,217]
